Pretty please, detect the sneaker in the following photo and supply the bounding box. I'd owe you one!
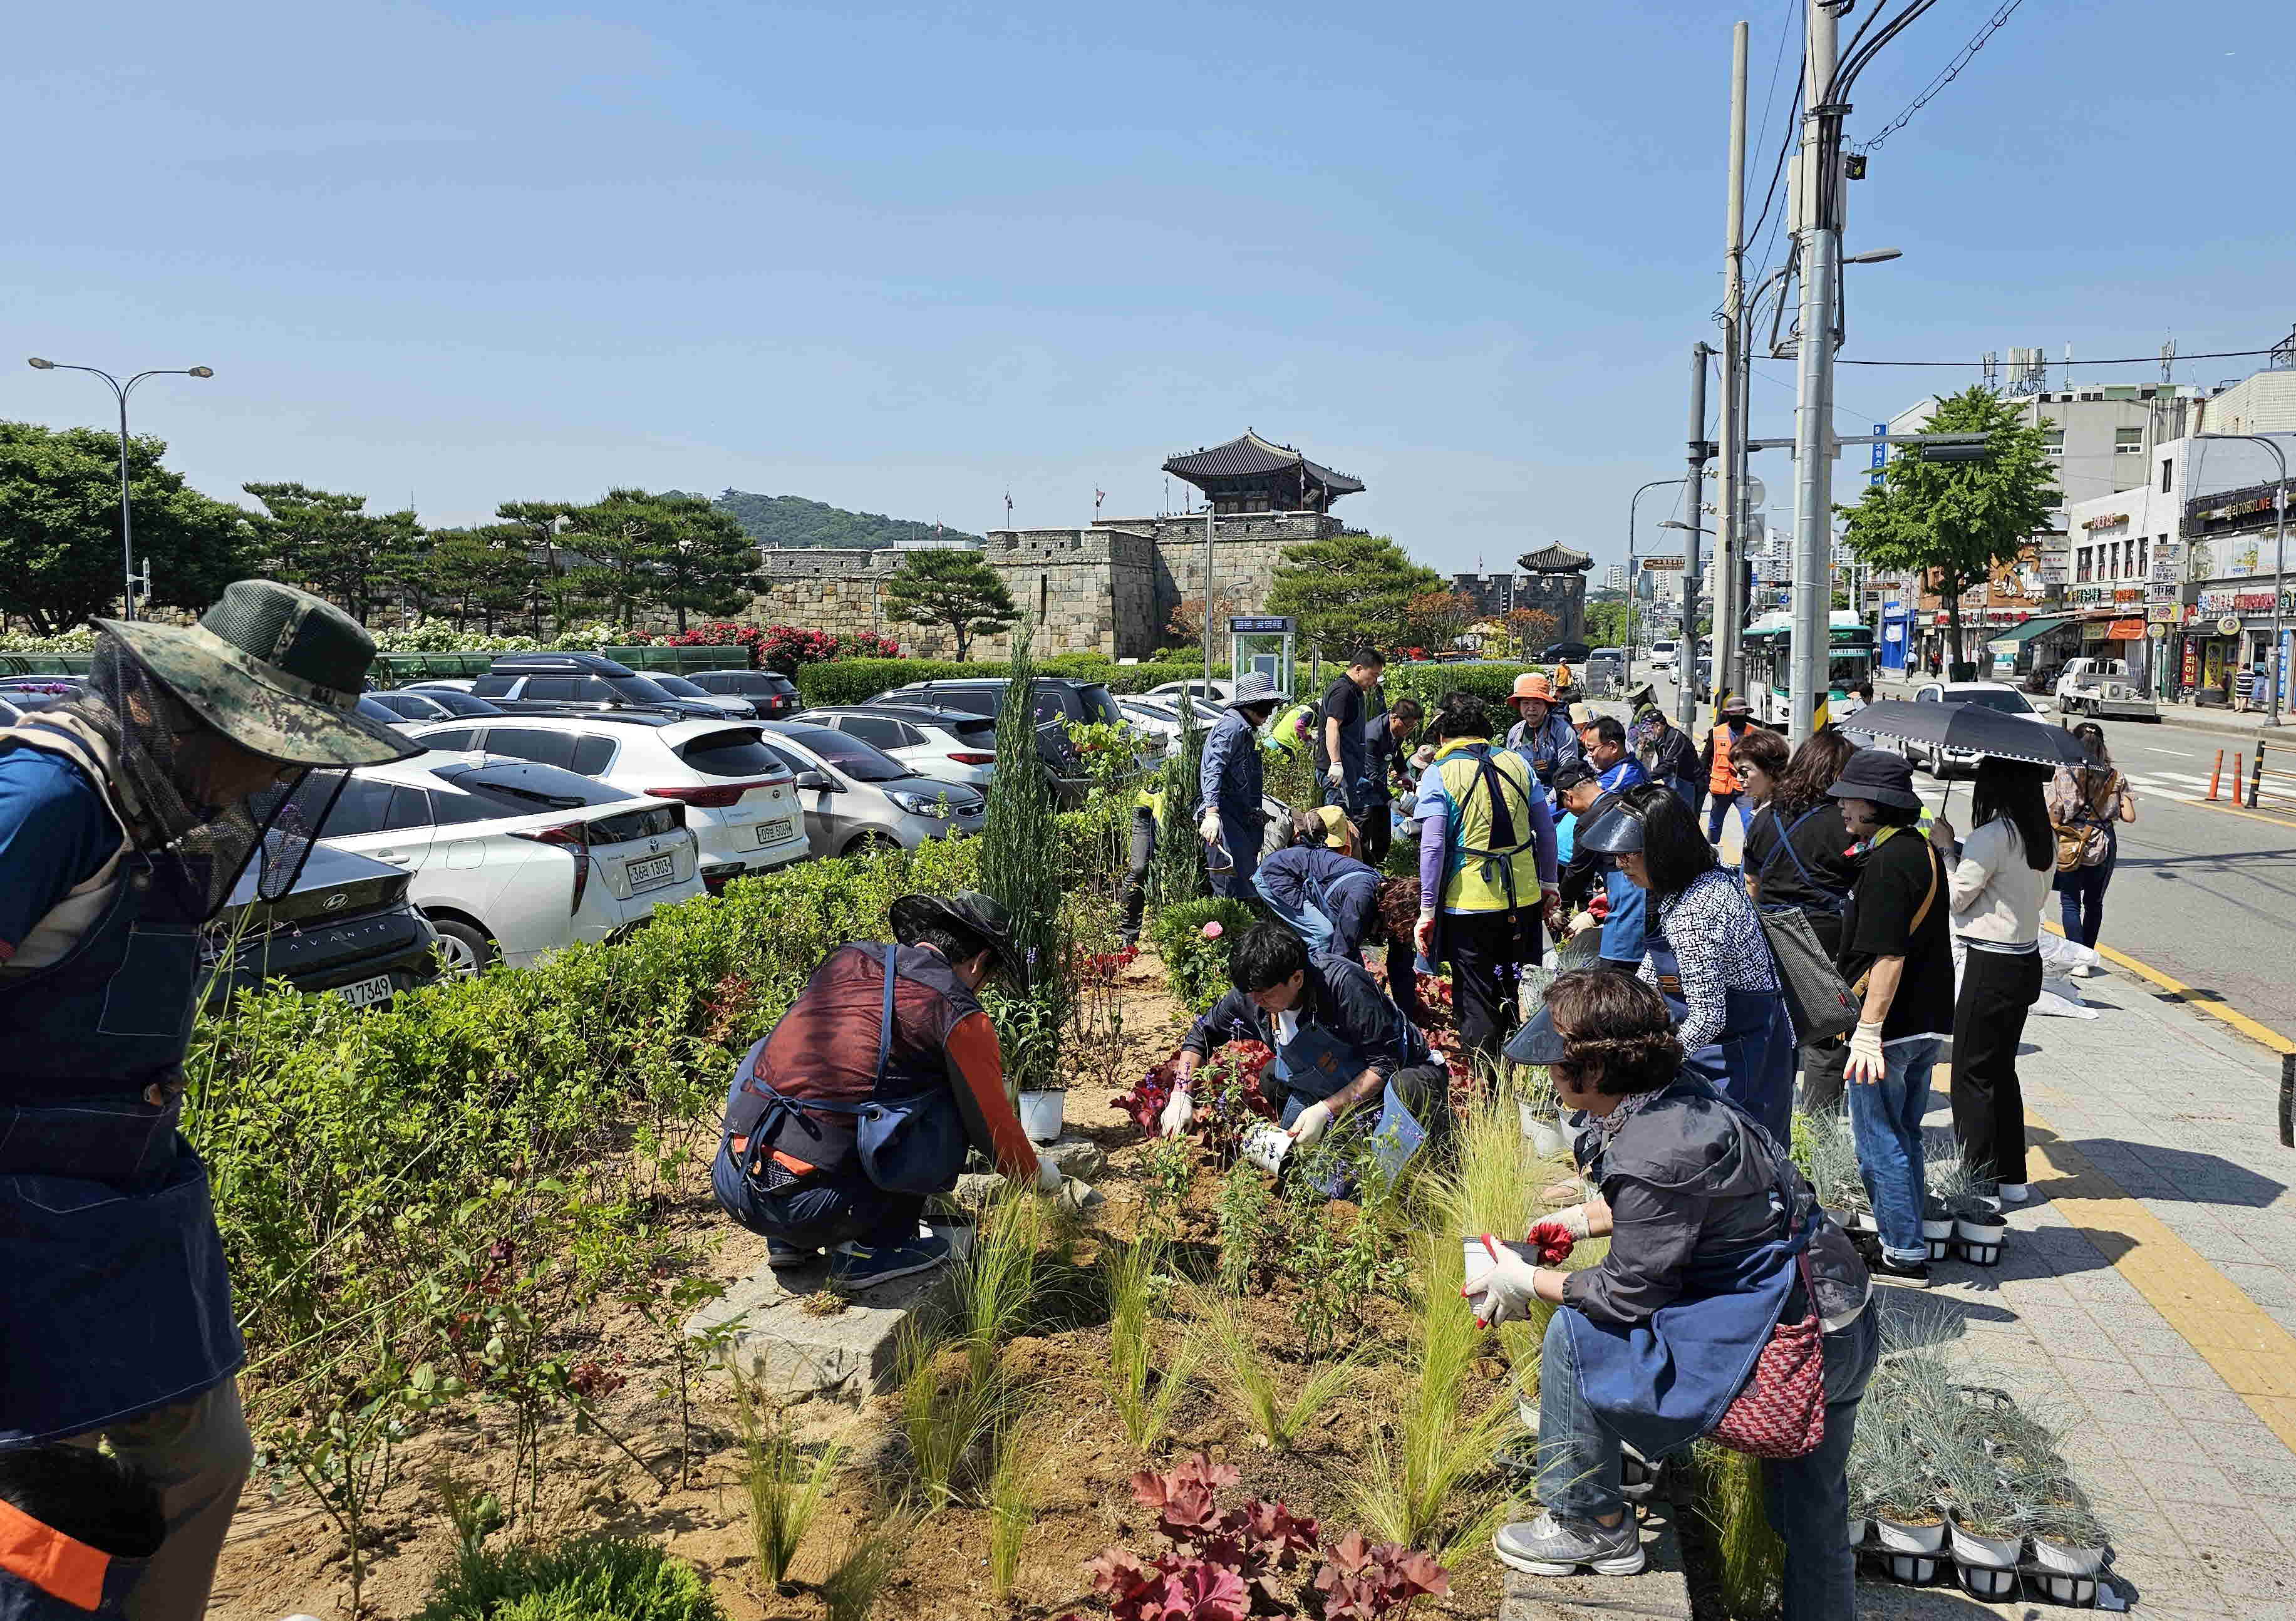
[1871,1255,1931,1288]
[1998,1183,2030,1204]
[767,1240,819,1270]
[1493,1511,1646,1577]
[829,1233,950,1290]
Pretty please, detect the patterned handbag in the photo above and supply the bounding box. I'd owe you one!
[1706,1250,1827,1459]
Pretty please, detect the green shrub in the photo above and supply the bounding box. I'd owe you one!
[793,653,1172,708]
[1145,898,1256,1012]
[1383,661,1540,713]
[412,1534,721,1621]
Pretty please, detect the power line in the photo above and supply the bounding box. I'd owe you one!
[1841,346,2285,369]
[1856,0,2027,152]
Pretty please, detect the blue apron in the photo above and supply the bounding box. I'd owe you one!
[1306,868,1378,957]
[1645,930,1795,1146]
[1567,1092,1808,1460]
[0,847,242,1447]
[1270,1017,1426,1193]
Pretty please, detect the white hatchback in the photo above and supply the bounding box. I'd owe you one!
[401,713,812,894]
[318,754,705,973]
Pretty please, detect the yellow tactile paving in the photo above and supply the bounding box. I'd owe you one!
[2040,923,2296,1057]
[2022,1121,2296,1453]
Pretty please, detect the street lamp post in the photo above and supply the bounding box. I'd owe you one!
[1626,477,1687,688]
[2193,433,2291,725]
[26,358,215,622]
[1660,519,1702,703]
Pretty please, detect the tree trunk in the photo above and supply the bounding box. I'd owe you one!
[953,623,970,660]
[676,602,688,634]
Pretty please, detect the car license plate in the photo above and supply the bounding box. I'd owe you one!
[628,854,676,892]
[336,974,394,1010]
[754,818,797,847]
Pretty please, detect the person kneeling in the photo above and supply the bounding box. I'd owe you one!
[711,891,1064,1290]
[1254,809,1383,958]
[1472,972,1876,1621]
[1155,923,1449,1185]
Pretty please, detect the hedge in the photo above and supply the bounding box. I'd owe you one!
[794,654,1177,707]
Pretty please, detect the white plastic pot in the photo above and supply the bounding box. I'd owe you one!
[1922,1216,1955,1263]
[2032,1536,2107,1577]
[1242,1122,1292,1174]
[1955,1560,2019,1600]
[1948,1519,2023,1568]
[1955,1214,2007,1266]
[1848,1516,1869,1550]
[1883,1553,1941,1585]
[2035,1571,2099,1605]
[1873,1516,1947,1555]
[1018,1089,1067,1144]
[1519,1103,1569,1159]
[927,1222,976,1261]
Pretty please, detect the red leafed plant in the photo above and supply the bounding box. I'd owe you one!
[1112,1048,1277,1151]
[1057,1455,1445,1621]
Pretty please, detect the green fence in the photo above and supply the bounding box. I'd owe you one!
[369,646,752,685]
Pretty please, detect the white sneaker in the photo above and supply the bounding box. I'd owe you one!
[2072,963,2101,978]
[1998,1183,2029,1204]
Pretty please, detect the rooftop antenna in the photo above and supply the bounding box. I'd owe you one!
[2161,337,2176,386]
[2064,342,2073,392]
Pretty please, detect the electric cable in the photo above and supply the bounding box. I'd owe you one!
[1855,0,2027,151]
[1841,346,2286,368]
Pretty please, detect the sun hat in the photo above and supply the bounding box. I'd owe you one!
[890,889,1017,963]
[1826,747,1923,810]
[1308,804,1358,847]
[1575,800,1648,856]
[97,580,417,767]
[1226,671,1288,711]
[1718,695,1754,719]
[1507,673,1556,708]
[1503,1001,1571,1066]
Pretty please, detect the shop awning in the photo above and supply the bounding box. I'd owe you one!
[1984,615,2074,648]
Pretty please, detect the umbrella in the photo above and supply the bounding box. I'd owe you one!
[1846,699,2091,770]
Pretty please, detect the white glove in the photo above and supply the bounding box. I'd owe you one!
[1845,1021,1888,1086]
[1158,1089,1196,1138]
[1035,1152,1066,1194]
[1461,1243,1543,1327]
[1326,761,1345,786]
[1568,909,1598,939]
[1288,1100,1334,1147]
[1197,809,1223,843]
[1540,1204,1593,1241]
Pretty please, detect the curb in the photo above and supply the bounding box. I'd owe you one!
[2158,712,2295,743]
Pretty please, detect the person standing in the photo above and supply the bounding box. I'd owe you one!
[1830,750,1955,1287]
[1931,759,2054,1203]
[1739,728,1860,1112]
[1358,693,1419,867]
[1630,700,1701,810]
[1551,762,1645,975]
[2048,722,2134,965]
[1318,648,1389,859]
[1699,698,1758,843]
[1502,673,1583,797]
[1198,673,1285,902]
[1414,695,1559,1077]
[0,580,421,1620]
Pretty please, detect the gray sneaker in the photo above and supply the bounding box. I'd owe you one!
[1493,1511,1646,1577]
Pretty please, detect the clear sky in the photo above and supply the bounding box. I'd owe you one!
[5,0,2285,579]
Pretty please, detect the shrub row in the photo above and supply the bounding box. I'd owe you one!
[794,653,1546,713]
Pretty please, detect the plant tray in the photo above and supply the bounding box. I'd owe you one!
[1955,1235,2004,1265]
[1879,1551,1943,1585]
[2024,1567,2101,1607]
[1956,1558,2020,1599]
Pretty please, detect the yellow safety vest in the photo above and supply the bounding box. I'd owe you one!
[1429,739,1546,914]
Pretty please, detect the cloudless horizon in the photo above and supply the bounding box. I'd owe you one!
[6,0,2287,583]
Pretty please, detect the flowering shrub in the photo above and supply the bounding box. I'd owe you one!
[1058,1454,1446,1621]
[1147,899,1256,1013]
[1111,1045,1275,1154]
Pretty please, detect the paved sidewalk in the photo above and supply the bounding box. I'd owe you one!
[1891,956,2296,1619]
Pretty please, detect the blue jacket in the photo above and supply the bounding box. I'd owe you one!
[1506,710,1584,786]
[1198,709,1264,822]
[1256,845,1382,956]
[1180,953,1429,1082]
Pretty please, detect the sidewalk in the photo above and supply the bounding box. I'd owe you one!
[1895,955,2296,1618]
[1878,662,2292,742]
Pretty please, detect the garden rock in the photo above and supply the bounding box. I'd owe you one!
[1042,1132,1107,1179]
[683,1257,951,1403]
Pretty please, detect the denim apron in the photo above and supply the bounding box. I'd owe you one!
[1305,868,1378,957]
[1566,1091,1808,1460]
[1270,1017,1426,1193]
[0,844,242,1446]
[1645,930,1795,1146]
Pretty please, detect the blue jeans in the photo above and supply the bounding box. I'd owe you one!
[711,1147,923,1253]
[1539,1299,1880,1621]
[1253,871,1335,952]
[1706,792,1751,842]
[1847,1035,1940,1263]
[2054,835,2115,947]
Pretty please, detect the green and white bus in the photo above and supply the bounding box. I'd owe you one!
[1740,610,1877,726]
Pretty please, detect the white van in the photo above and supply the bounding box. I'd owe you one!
[1650,640,1680,673]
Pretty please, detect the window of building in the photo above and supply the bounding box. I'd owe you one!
[2076,547,2092,583]
[2108,542,2121,577]
[2136,537,2149,578]
[2114,428,2144,455]
[2161,458,2173,493]
[2044,430,2065,457]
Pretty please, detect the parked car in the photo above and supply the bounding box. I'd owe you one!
[1115,698,1184,754]
[646,671,758,720]
[1540,641,1594,663]
[401,713,811,892]
[318,754,705,972]
[403,677,479,694]
[470,652,732,720]
[1905,681,2059,776]
[758,722,986,856]
[790,705,1001,789]
[2054,656,2159,722]
[872,675,1129,803]
[202,842,440,1012]
[1649,639,1681,673]
[1143,677,1233,705]
[365,688,507,723]
[0,693,67,726]
[682,669,802,718]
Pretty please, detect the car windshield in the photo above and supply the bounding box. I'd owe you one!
[602,673,681,704]
[433,760,631,812]
[1078,685,1124,725]
[651,675,708,697]
[1828,654,1873,688]
[1946,688,2035,715]
[773,725,910,782]
[423,690,503,716]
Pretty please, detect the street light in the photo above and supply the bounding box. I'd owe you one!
[1660,517,1704,688]
[1626,477,1687,686]
[25,357,216,621]
[2193,433,2292,726]
[1843,247,1904,265]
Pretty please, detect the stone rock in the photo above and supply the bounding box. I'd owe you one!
[1043,1132,1107,1180]
[685,1257,951,1403]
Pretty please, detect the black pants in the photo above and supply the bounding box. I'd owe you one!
[1445,911,1531,1083]
[1120,807,1156,943]
[1358,795,1393,869]
[1950,945,2043,1186]
[1384,937,1429,1025]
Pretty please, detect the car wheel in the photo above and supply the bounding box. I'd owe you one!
[426,916,497,976]
[843,831,902,857]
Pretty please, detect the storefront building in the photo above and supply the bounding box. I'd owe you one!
[2181,473,2294,710]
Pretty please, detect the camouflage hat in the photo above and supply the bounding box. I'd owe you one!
[98,580,419,767]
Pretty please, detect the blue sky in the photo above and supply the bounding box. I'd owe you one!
[5,0,2286,579]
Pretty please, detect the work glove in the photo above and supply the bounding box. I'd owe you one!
[1845,1020,1888,1086]
[1567,909,1599,940]
[1527,1205,1592,1265]
[1288,1100,1334,1148]
[1035,1152,1066,1194]
[1414,908,1437,963]
[1158,1089,1196,1138]
[1197,809,1223,844]
[1461,1243,1543,1328]
[1326,760,1345,787]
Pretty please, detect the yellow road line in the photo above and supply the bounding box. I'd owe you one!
[2180,795,2296,831]
[2023,1120,2296,1453]
[2044,921,2296,1056]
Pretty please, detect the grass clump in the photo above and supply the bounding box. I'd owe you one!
[817,1508,916,1621]
[1194,1286,1367,1453]
[1691,1442,1786,1618]
[411,1533,720,1621]
[1105,1237,1197,1454]
[735,1386,847,1589]
[984,1406,1047,1598]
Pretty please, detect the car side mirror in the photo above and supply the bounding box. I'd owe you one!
[796,770,838,792]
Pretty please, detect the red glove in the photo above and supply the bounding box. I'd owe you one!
[1526,1218,1580,1265]
[1589,892,1611,921]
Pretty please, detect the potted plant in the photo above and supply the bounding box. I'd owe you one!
[1953,1193,2007,1265]
[2030,1488,2110,1580]
[1940,1454,2029,1597]
[1513,1064,1568,1159]
[1853,1414,1947,1572]
[1923,1142,1972,1263]
[1017,1087,1067,1144]
[1795,1108,1871,1235]
[923,1194,977,1261]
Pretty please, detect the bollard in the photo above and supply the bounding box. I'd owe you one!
[2233,753,2245,804]
[2253,745,2268,810]
[2208,749,2225,800]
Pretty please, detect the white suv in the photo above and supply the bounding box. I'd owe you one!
[402,713,811,893]
[319,754,705,973]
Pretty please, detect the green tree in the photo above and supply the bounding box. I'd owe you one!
[1583,599,1630,648]
[881,547,1018,659]
[494,501,585,636]
[0,422,251,632]
[1263,532,1444,658]
[1838,386,2059,670]
[423,526,539,634]
[244,481,422,625]
[559,488,760,633]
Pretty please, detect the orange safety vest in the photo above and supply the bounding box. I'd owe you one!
[1709,723,1746,795]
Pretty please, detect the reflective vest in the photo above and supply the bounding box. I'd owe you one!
[1428,740,1545,914]
[1710,723,1746,795]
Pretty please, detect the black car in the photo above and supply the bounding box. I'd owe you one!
[366,688,505,722]
[871,676,1130,802]
[201,842,441,1012]
[683,668,802,718]
[471,653,732,721]
[1540,641,1594,663]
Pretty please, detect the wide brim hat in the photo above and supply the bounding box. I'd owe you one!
[1227,672,1288,710]
[1503,1002,1571,1067]
[1508,673,1556,707]
[1575,801,1647,855]
[890,889,1017,963]
[1718,697,1754,718]
[99,579,417,767]
[1624,681,1657,709]
[1827,747,1923,810]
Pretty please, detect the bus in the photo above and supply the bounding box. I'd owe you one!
[1740,610,1877,726]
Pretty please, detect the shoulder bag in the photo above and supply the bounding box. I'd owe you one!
[1707,1249,1826,1458]
[1752,806,1861,1043]
[2052,767,2115,872]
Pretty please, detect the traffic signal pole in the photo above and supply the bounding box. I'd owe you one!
[1788,0,1841,742]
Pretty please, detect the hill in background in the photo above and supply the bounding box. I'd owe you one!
[693,490,985,551]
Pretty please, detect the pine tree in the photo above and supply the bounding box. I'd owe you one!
[1264,533,1445,659]
[881,547,1018,659]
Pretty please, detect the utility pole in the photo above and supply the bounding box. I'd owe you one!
[1714,19,1750,710]
[1202,505,1216,686]
[1787,0,1843,741]
[1682,343,1711,732]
